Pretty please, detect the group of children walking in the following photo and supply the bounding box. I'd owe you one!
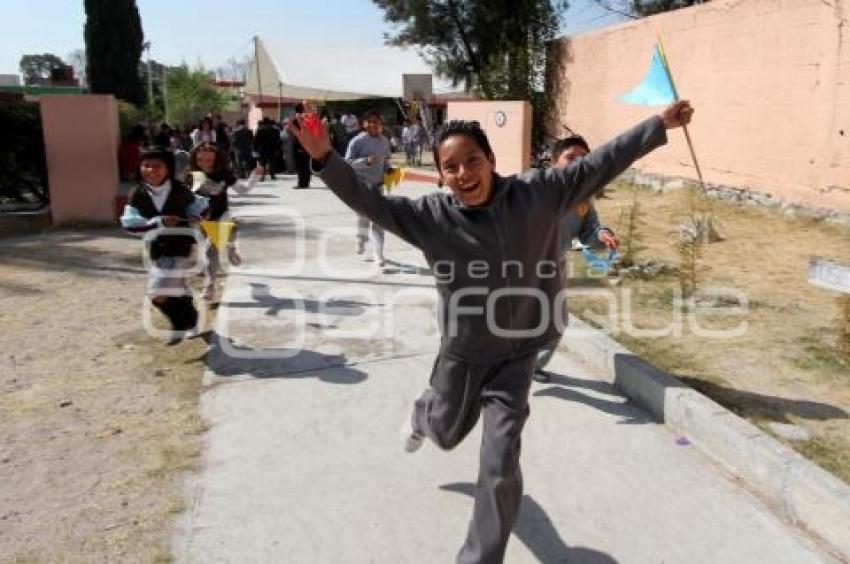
[122,100,694,563]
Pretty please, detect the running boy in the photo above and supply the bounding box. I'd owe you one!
[120,146,209,342]
[344,109,392,266]
[290,101,694,564]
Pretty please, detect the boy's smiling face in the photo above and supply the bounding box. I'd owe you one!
[140,158,169,187]
[437,134,496,207]
[364,116,382,137]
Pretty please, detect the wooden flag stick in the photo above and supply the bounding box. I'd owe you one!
[656,36,708,197]
[681,123,708,196]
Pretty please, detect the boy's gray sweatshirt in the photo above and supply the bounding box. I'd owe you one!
[316,116,667,363]
[345,131,391,186]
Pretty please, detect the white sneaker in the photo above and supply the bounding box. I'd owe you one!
[401,415,424,453]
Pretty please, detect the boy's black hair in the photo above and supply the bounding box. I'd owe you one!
[432,120,494,172]
[294,102,305,113]
[137,145,176,183]
[551,135,590,163]
[361,108,382,122]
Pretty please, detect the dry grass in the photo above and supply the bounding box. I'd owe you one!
[569,181,850,483]
[0,229,209,563]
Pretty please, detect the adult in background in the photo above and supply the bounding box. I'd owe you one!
[154,123,172,148]
[291,103,312,188]
[329,113,348,156]
[119,124,148,182]
[254,117,281,181]
[191,117,216,148]
[341,112,360,145]
[411,116,428,166]
[232,119,255,179]
[215,115,232,158]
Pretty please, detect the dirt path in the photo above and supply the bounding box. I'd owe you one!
[0,229,207,563]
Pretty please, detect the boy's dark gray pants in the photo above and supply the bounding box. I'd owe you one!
[413,352,535,564]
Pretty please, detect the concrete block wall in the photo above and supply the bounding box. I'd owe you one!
[547,0,850,212]
[39,94,120,225]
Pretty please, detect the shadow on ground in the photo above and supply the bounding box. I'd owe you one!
[221,282,375,317]
[440,483,618,564]
[380,258,432,276]
[201,332,367,384]
[0,228,146,277]
[676,375,849,424]
[533,371,652,425]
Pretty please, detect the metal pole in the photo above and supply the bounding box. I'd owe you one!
[277,82,282,121]
[145,42,153,108]
[162,66,169,124]
[254,36,264,117]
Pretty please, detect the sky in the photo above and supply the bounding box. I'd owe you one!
[0,0,626,93]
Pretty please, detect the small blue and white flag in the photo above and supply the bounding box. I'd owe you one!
[621,44,677,106]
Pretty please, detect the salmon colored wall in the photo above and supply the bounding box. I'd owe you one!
[40,94,120,224]
[548,0,850,211]
[446,101,532,176]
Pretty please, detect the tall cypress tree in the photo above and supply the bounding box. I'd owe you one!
[84,0,145,106]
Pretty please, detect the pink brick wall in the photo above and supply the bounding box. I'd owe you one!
[548,0,850,211]
[40,95,120,225]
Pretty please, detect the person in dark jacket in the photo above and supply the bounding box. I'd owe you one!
[291,103,312,188]
[232,119,255,178]
[289,100,694,564]
[120,146,209,343]
[254,118,281,180]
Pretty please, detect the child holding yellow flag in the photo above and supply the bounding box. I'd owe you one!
[187,143,263,302]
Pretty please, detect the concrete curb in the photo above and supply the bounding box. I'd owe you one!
[563,314,850,561]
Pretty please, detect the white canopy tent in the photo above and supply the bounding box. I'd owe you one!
[244,37,381,102]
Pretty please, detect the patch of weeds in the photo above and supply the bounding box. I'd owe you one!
[612,332,705,376]
[793,333,850,374]
[616,182,646,267]
[153,553,174,564]
[792,436,850,484]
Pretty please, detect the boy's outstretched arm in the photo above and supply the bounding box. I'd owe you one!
[289,118,432,249]
[544,101,694,212]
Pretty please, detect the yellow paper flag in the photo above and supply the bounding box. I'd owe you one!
[383,168,406,191]
[201,220,235,250]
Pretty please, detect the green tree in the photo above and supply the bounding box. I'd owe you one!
[592,0,709,18]
[66,49,87,86]
[19,54,67,85]
[84,0,146,106]
[164,65,227,127]
[373,0,568,100]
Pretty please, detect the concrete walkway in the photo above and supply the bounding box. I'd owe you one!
[173,175,833,563]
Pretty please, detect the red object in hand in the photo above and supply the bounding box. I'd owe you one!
[302,114,323,136]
